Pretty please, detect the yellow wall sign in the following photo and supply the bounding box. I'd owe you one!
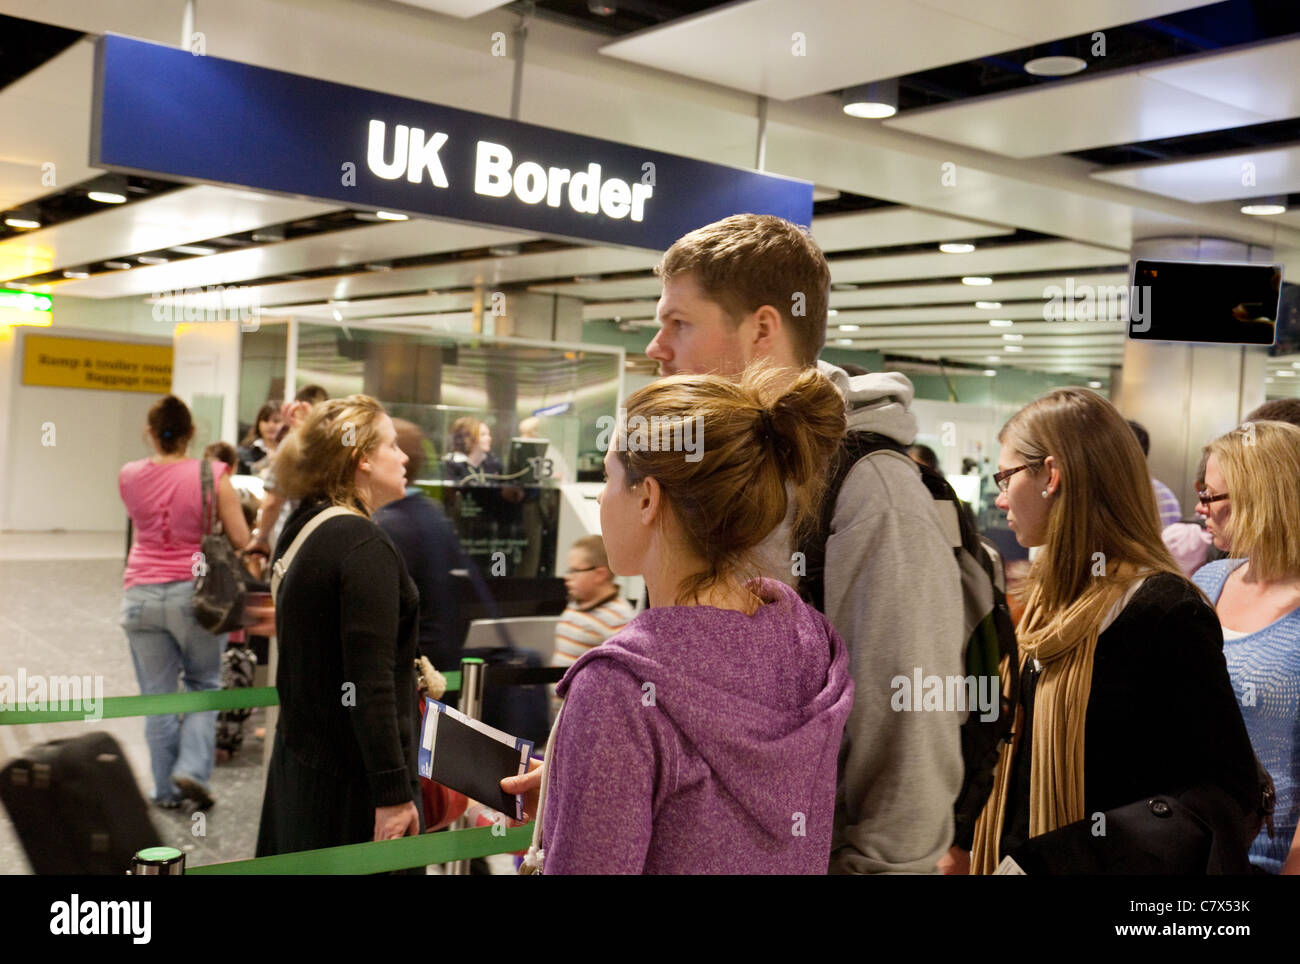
[22,334,173,393]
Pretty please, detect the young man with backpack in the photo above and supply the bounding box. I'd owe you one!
[641,214,991,874]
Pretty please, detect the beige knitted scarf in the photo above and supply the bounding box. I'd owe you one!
[971,563,1145,874]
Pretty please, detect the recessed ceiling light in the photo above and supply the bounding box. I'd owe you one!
[137,255,169,265]
[1088,381,1102,388]
[962,276,993,286]
[832,283,858,292]
[170,244,217,256]
[987,355,1001,362]
[988,319,1013,328]
[939,242,975,254]
[1002,333,1023,341]
[983,369,997,377]
[4,217,40,229]
[62,269,90,279]
[1277,370,1295,377]
[87,191,127,204]
[975,301,1002,309]
[836,338,854,346]
[838,324,861,331]
[104,261,133,270]
[842,79,899,119]
[1004,345,1024,352]
[828,309,839,316]
[1291,362,1300,369]
[375,211,408,221]
[1241,201,1287,216]
[332,309,343,322]
[1024,55,1087,77]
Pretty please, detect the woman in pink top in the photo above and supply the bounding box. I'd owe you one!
[119,395,250,810]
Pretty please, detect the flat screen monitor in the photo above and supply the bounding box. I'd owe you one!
[507,437,550,480]
[1267,282,1300,357]
[1129,259,1283,347]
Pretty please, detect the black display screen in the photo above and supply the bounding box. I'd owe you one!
[1129,259,1283,346]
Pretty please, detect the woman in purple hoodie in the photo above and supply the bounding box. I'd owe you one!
[520,364,854,874]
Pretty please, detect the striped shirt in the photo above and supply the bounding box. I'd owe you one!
[1152,478,1183,527]
[552,593,634,667]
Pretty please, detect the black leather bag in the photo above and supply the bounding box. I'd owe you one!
[192,460,247,634]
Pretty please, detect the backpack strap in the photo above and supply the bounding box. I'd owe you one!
[270,506,358,604]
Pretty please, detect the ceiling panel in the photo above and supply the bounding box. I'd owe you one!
[599,0,1205,101]
[828,240,1125,285]
[1089,143,1300,203]
[810,208,1012,252]
[0,186,339,283]
[1142,36,1300,120]
[884,70,1268,159]
[828,272,1131,308]
[206,244,664,308]
[385,0,512,17]
[47,219,537,298]
[0,39,98,211]
[276,291,478,316]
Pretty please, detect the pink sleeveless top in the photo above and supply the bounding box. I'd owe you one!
[119,459,228,588]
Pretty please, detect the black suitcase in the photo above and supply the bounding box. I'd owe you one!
[0,731,162,874]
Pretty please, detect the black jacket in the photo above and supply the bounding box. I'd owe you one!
[269,499,420,808]
[999,572,1259,870]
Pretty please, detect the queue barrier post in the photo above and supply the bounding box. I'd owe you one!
[446,657,485,876]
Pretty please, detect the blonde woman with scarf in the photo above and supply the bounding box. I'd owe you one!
[970,388,1259,874]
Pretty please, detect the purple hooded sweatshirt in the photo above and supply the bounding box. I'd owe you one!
[541,578,854,874]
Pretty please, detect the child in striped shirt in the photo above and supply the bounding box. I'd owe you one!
[553,536,633,668]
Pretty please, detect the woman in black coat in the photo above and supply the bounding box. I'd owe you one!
[255,395,423,856]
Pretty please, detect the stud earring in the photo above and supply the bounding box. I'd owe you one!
[1041,490,1049,499]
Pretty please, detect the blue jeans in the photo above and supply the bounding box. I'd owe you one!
[121,580,225,803]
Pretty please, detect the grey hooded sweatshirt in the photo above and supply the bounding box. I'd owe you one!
[748,362,963,872]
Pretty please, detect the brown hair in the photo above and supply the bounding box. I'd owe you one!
[1205,420,1300,581]
[615,362,845,607]
[203,441,238,471]
[272,394,389,510]
[655,214,830,367]
[241,401,281,447]
[999,388,1185,615]
[571,535,612,575]
[391,417,426,479]
[449,416,483,455]
[1245,398,1300,428]
[294,384,329,405]
[147,395,193,455]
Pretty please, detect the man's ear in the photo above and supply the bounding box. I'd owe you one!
[748,304,785,357]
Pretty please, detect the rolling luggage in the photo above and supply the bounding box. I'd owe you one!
[0,731,162,874]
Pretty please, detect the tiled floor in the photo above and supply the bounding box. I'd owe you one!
[0,533,513,875]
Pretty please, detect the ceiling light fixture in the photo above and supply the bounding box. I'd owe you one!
[4,216,40,230]
[838,324,861,331]
[1088,380,1103,388]
[962,276,993,286]
[104,261,133,270]
[1004,345,1024,352]
[987,355,1001,362]
[1278,370,1295,377]
[137,255,169,265]
[1241,197,1287,216]
[832,283,858,292]
[62,269,90,279]
[170,244,218,256]
[828,309,839,316]
[938,242,975,254]
[87,191,127,204]
[1024,55,1087,77]
[1002,333,1023,341]
[988,319,1013,328]
[983,369,997,377]
[375,211,408,221]
[842,79,899,119]
[975,301,1002,309]
[837,338,854,346]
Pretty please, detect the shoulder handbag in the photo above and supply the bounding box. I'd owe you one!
[192,460,250,634]
[269,505,359,604]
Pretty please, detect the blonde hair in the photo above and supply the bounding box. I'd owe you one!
[1206,420,1300,581]
[615,362,845,607]
[1000,388,1185,615]
[571,535,611,575]
[655,215,830,367]
[273,395,389,510]
[449,416,484,454]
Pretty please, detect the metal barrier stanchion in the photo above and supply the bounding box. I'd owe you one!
[131,846,186,875]
[446,657,485,876]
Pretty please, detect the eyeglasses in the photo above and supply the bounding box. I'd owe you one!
[993,464,1031,493]
[565,566,600,575]
[1196,490,1229,506]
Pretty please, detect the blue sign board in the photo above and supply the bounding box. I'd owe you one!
[91,35,813,251]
